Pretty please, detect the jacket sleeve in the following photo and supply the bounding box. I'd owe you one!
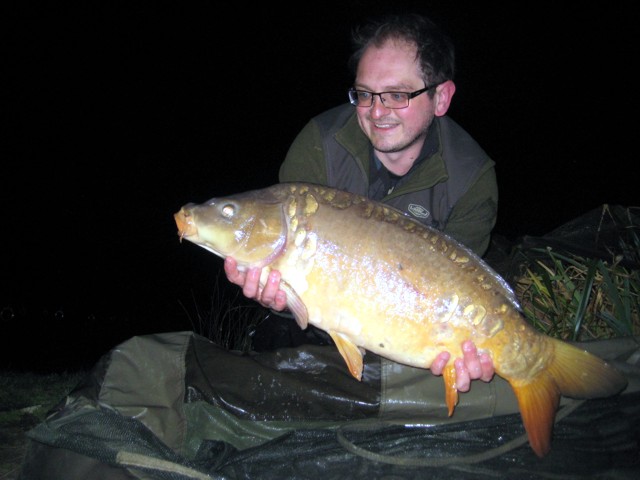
[443,166,498,257]
[279,120,329,184]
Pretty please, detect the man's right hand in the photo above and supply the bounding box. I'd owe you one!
[224,257,288,311]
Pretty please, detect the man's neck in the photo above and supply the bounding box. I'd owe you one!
[376,142,424,176]
[375,120,440,176]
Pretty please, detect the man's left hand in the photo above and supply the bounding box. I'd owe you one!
[430,340,494,392]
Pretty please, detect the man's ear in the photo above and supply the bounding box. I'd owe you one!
[434,80,456,117]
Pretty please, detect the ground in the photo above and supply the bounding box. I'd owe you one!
[0,371,85,480]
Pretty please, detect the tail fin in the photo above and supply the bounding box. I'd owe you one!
[511,339,628,457]
[511,373,560,457]
[548,339,628,398]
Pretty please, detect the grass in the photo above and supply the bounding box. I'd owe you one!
[512,205,640,341]
[515,248,640,340]
[179,270,269,352]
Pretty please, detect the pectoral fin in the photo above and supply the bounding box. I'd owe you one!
[328,331,364,381]
[280,281,308,329]
[443,364,459,417]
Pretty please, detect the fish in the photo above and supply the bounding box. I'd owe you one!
[174,182,628,457]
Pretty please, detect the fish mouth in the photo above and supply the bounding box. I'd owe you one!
[174,208,198,241]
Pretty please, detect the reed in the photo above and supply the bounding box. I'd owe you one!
[515,249,640,341]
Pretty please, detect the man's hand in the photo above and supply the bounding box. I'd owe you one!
[225,256,495,390]
[224,257,287,311]
[430,340,495,392]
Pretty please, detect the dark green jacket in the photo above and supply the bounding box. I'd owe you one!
[280,104,498,256]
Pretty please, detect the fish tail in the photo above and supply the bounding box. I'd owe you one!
[511,372,560,457]
[547,338,628,399]
[510,339,628,457]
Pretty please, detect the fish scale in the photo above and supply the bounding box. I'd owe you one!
[174,182,628,458]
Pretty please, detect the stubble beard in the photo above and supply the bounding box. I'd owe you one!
[372,122,431,154]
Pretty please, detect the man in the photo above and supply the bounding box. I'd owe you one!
[226,13,497,391]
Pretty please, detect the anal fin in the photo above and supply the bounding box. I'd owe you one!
[443,364,459,417]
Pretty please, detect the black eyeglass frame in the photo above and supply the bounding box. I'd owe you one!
[347,82,443,109]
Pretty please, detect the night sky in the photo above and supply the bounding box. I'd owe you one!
[2,2,638,371]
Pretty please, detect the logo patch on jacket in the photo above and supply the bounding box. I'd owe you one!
[408,203,430,219]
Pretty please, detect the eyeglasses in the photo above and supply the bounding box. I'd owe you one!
[348,83,441,109]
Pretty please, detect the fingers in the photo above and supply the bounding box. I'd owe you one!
[430,350,473,393]
[430,351,450,376]
[223,257,287,311]
[431,340,495,393]
[271,286,288,311]
[224,257,245,286]
[478,352,495,382]
[454,357,471,392]
[455,340,495,390]
[259,269,286,310]
[242,267,262,300]
[460,340,483,380]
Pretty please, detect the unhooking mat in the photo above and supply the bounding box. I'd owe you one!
[18,330,640,480]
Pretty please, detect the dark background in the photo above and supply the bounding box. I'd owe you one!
[2,2,638,371]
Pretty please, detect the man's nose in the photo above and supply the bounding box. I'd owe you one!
[370,94,391,116]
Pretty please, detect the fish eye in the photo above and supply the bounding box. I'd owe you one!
[221,203,235,219]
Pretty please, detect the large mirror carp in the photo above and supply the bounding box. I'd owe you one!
[174,182,627,457]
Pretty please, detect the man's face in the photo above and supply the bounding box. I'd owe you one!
[354,40,437,156]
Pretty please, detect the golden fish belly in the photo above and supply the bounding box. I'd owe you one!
[292,262,552,382]
[273,204,535,374]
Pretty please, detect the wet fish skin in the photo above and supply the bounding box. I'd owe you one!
[174,182,628,457]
